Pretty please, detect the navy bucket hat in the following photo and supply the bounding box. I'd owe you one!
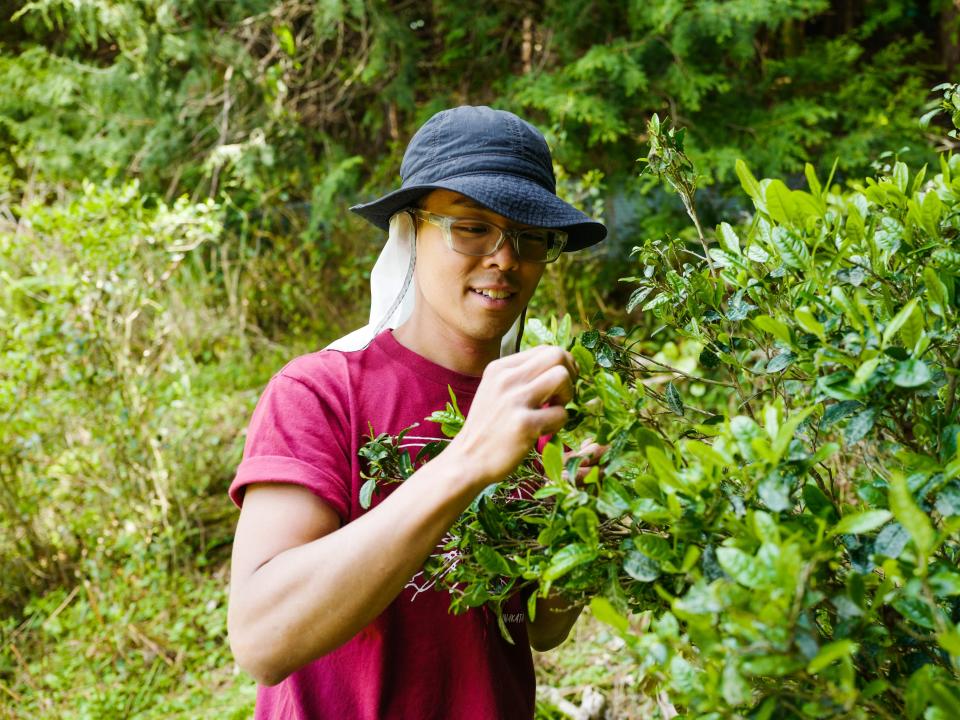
[350,106,607,252]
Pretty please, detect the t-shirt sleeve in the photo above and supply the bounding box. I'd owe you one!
[229,370,352,520]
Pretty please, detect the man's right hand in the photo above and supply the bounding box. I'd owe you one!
[449,345,576,487]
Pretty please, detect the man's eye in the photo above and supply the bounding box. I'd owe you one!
[520,233,549,245]
[454,222,494,236]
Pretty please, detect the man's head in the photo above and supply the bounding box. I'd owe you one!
[350,106,606,251]
[335,106,606,359]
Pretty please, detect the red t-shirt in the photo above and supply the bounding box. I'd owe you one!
[230,330,535,720]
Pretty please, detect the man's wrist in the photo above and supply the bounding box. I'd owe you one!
[438,438,500,494]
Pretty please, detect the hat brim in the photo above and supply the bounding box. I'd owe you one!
[349,173,606,252]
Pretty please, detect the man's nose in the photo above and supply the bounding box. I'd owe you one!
[484,234,521,270]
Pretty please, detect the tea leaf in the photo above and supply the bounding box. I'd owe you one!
[830,510,892,536]
[889,473,935,556]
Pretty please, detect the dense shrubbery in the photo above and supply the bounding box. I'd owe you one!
[364,89,960,717]
[0,185,274,716]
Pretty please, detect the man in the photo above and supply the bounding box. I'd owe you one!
[227,106,607,719]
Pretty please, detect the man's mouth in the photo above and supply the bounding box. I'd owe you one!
[472,288,515,300]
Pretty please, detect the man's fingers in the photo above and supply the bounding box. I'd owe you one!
[526,364,574,407]
[530,404,568,436]
[577,442,606,462]
[501,345,577,382]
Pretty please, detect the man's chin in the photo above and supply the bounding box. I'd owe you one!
[465,318,521,345]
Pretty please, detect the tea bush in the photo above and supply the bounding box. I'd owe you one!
[363,88,960,718]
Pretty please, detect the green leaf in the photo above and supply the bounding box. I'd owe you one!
[475,545,512,575]
[646,446,680,489]
[906,665,946,719]
[894,596,937,629]
[709,247,739,268]
[765,351,795,373]
[892,359,931,387]
[935,482,960,517]
[931,570,960,596]
[627,285,654,313]
[850,358,881,393]
[829,510,892,536]
[726,290,756,321]
[930,682,960,717]
[758,469,792,512]
[792,190,823,221]
[804,162,822,197]
[274,24,296,57]
[821,401,862,430]
[477,496,507,540]
[717,546,768,589]
[804,483,838,520]
[921,191,944,239]
[665,381,684,416]
[752,314,793,345]
[844,407,877,444]
[936,628,960,656]
[543,543,598,581]
[722,659,751,706]
[359,478,377,509]
[526,587,538,623]
[932,248,960,271]
[876,217,904,253]
[571,342,595,375]
[882,299,920,349]
[771,227,809,269]
[765,179,797,225]
[794,305,826,342]
[889,472,936,556]
[542,441,564,484]
[717,222,741,254]
[741,654,804,677]
[597,343,615,368]
[570,506,599,544]
[893,161,909,193]
[772,406,815,459]
[736,159,763,207]
[806,639,858,674]
[624,551,660,582]
[924,266,949,318]
[590,596,629,633]
[874,522,911,558]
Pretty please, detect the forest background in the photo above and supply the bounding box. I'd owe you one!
[0,0,957,717]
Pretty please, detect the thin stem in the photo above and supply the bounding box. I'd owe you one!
[623,348,736,388]
[942,345,960,421]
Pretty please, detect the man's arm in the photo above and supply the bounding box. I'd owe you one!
[227,346,575,686]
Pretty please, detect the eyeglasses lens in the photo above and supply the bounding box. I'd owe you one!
[449,220,562,262]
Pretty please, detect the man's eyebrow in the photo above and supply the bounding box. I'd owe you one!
[450,197,490,211]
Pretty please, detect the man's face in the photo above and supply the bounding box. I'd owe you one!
[411,189,547,346]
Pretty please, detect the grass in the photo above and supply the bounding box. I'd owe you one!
[1,557,661,720]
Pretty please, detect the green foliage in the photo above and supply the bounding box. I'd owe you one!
[360,109,960,716]
[0,1,954,715]
[0,182,282,716]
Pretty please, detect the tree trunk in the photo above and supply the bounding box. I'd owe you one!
[941,1,960,75]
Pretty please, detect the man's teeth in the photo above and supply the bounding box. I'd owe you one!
[476,289,511,299]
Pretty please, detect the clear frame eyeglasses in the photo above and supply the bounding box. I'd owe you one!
[409,209,567,264]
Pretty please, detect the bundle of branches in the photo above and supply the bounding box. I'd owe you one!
[358,328,685,642]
